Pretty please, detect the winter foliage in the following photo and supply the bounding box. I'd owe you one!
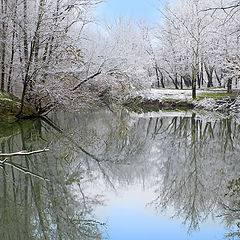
[1,0,240,112]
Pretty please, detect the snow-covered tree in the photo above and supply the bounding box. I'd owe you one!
[155,0,240,95]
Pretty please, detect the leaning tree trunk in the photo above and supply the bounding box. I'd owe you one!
[214,69,222,87]
[205,64,214,88]
[17,0,44,116]
[155,66,165,88]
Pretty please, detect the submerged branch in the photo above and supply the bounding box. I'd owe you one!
[5,162,50,181]
[0,148,50,181]
[0,148,49,157]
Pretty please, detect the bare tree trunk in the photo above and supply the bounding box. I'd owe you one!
[0,0,7,90]
[180,76,183,89]
[18,0,45,116]
[200,62,204,87]
[227,78,232,93]
[197,72,201,89]
[214,69,222,87]
[197,62,203,89]
[155,66,160,88]
[155,66,165,88]
[192,69,197,99]
[7,31,16,92]
[159,68,165,88]
[7,0,18,92]
[205,63,214,88]
[23,0,29,67]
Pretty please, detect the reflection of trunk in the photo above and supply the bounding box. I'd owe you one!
[146,118,153,137]
[2,141,9,238]
[31,180,48,239]
[191,113,196,141]
[20,123,49,239]
[190,113,200,230]
[225,119,233,152]
[24,173,30,236]
[153,118,163,137]
[19,123,30,237]
[202,122,214,140]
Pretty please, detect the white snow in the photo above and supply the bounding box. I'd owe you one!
[137,88,227,101]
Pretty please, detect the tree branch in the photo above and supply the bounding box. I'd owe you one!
[203,4,240,12]
[71,71,101,91]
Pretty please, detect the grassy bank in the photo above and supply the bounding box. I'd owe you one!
[0,91,37,122]
[123,89,239,113]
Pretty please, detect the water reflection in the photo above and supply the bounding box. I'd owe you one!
[1,109,240,239]
[0,119,105,240]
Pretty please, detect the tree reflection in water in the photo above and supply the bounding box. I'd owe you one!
[0,119,105,240]
[0,109,240,239]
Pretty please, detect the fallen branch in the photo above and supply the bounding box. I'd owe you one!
[0,148,49,158]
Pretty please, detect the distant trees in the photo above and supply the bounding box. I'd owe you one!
[71,18,154,102]
[153,0,240,97]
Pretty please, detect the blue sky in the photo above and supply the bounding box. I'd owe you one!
[95,0,167,22]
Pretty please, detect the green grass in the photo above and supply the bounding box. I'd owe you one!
[162,98,180,101]
[197,92,234,100]
[153,88,190,91]
[0,90,11,99]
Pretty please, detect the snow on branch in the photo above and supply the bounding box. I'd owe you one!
[71,71,101,91]
[0,148,49,158]
[203,4,240,12]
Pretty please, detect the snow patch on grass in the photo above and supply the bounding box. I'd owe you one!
[138,89,192,100]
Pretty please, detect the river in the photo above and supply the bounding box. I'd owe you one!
[0,108,239,240]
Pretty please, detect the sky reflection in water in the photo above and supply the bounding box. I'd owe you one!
[96,184,226,240]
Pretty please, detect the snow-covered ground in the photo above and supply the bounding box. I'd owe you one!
[137,88,227,100]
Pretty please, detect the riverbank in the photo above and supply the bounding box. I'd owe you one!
[0,88,239,122]
[123,88,239,113]
[0,90,37,122]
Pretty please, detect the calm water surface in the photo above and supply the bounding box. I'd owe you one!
[0,108,240,239]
